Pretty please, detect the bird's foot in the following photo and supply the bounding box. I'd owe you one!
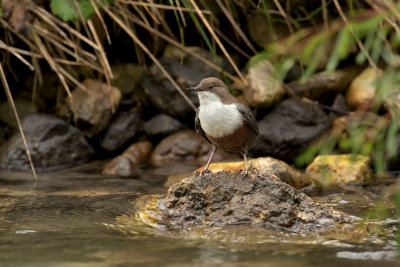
[195,169,212,177]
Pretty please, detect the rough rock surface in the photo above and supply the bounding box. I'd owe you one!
[101,111,141,151]
[68,79,122,136]
[102,141,152,176]
[251,98,331,162]
[195,157,312,189]
[156,172,357,231]
[0,113,94,171]
[144,114,186,138]
[150,130,228,165]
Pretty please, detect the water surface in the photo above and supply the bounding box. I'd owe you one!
[0,161,398,266]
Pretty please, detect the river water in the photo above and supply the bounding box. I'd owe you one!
[0,161,398,266]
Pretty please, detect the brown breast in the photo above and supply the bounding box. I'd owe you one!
[206,124,257,154]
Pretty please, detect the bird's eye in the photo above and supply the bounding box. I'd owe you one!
[208,84,214,90]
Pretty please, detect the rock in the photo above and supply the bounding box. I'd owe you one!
[346,68,383,110]
[243,59,285,107]
[150,130,229,165]
[0,113,94,171]
[195,157,312,189]
[68,79,122,136]
[144,114,186,138]
[288,67,363,100]
[142,46,230,119]
[111,63,145,96]
[306,154,372,186]
[102,141,152,176]
[0,96,38,127]
[144,172,357,231]
[100,111,141,151]
[252,98,331,162]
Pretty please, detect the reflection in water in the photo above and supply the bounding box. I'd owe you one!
[0,160,398,266]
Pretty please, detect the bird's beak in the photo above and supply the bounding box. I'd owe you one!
[186,86,199,92]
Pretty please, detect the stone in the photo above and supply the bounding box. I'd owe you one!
[68,79,122,136]
[346,68,383,110]
[100,111,141,151]
[243,59,284,107]
[142,172,357,231]
[306,154,372,186]
[111,63,145,96]
[0,96,38,127]
[247,14,290,47]
[0,113,94,171]
[102,141,152,176]
[251,98,331,162]
[150,130,228,165]
[144,114,186,138]
[195,157,312,189]
[288,67,363,101]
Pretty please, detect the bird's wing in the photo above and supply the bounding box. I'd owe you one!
[195,108,211,143]
[236,104,259,135]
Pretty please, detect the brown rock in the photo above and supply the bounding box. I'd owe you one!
[103,141,152,176]
[244,59,284,107]
[140,172,358,231]
[150,130,229,165]
[346,68,383,110]
[196,157,312,189]
[68,79,121,136]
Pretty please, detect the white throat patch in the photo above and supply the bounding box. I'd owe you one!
[197,91,243,138]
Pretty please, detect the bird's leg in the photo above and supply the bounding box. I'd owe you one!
[242,152,249,177]
[196,147,217,176]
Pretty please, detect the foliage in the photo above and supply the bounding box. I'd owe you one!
[50,0,112,22]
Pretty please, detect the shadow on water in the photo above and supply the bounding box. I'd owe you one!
[0,160,398,266]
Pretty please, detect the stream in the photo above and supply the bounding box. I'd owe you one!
[0,161,398,266]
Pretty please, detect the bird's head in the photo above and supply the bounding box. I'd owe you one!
[187,77,234,105]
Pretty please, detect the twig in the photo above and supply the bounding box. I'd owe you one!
[0,63,37,182]
[215,0,257,54]
[189,0,247,85]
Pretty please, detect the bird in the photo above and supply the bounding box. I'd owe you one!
[187,77,259,176]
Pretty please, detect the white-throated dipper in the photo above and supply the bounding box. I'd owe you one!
[187,77,259,176]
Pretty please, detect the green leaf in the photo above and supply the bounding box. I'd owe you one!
[50,0,112,22]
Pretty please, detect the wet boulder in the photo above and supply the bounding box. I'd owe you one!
[306,154,373,187]
[251,98,331,162]
[0,113,94,171]
[146,171,357,231]
[150,130,229,165]
[102,141,152,176]
[68,79,122,137]
[100,110,141,151]
[144,114,186,138]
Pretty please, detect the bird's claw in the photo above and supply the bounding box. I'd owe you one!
[195,169,212,176]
